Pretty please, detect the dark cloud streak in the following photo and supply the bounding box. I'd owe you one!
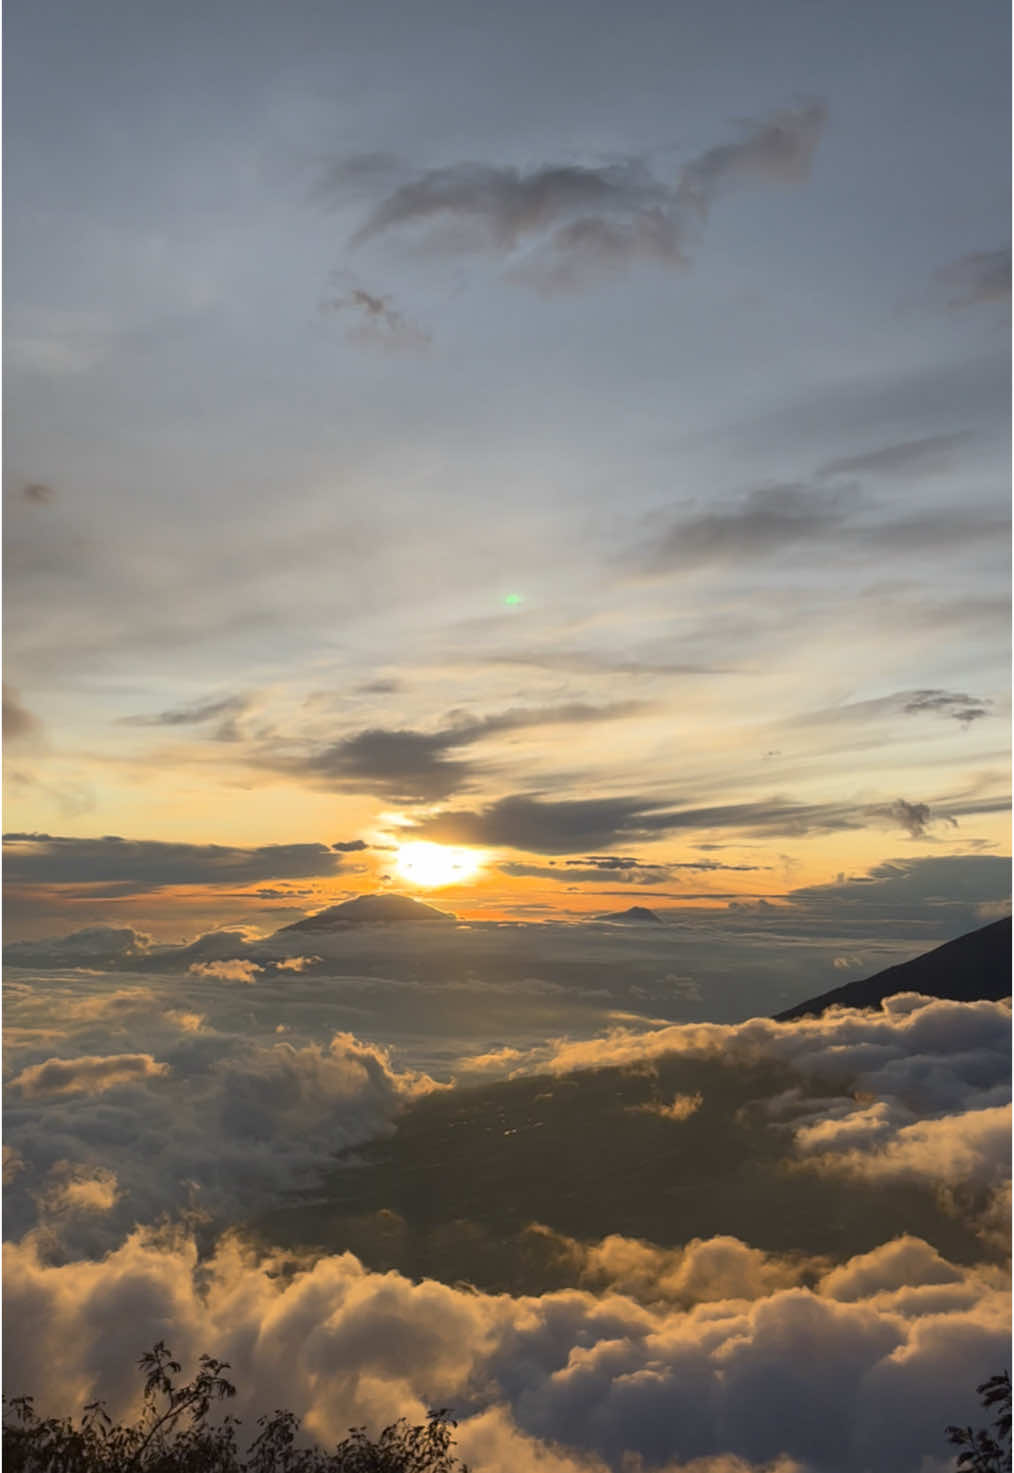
[273,702,649,803]
[335,101,826,291]
[2,834,348,893]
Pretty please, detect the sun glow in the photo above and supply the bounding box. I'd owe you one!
[394,841,483,888]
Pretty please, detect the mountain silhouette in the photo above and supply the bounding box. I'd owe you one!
[276,893,456,933]
[774,916,1011,1021]
[596,905,663,924]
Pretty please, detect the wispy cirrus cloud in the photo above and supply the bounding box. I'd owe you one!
[501,854,765,884]
[930,246,1011,308]
[321,282,430,350]
[120,693,252,737]
[817,432,973,480]
[631,478,1006,576]
[796,688,994,730]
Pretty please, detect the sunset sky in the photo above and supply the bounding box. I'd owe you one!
[4,0,1010,940]
[4,8,1012,1471]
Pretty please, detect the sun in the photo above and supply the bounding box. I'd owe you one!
[394,841,482,888]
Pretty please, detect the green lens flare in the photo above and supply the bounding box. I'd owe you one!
[504,593,523,606]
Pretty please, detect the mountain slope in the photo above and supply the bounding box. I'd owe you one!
[596,906,663,924]
[276,893,456,933]
[774,916,1011,1021]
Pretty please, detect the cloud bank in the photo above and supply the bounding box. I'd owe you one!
[4,1227,1007,1473]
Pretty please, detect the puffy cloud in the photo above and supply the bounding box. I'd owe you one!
[533,994,1010,1107]
[2,1228,1006,1473]
[187,959,264,984]
[797,1104,1012,1191]
[41,1165,120,1215]
[4,1029,439,1252]
[163,1009,206,1032]
[10,1052,169,1098]
[3,925,155,968]
[635,1091,703,1122]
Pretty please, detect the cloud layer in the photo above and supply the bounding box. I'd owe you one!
[5,1226,1008,1473]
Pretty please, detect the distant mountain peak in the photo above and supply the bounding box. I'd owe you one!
[276,893,456,933]
[596,905,663,924]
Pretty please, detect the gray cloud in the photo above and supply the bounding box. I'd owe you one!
[10,1052,169,1099]
[817,433,973,480]
[339,102,825,291]
[778,855,1012,940]
[2,975,1008,1473]
[482,650,724,677]
[931,247,1011,308]
[798,688,994,730]
[902,689,992,725]
[275,701,648,803]
[634,478,1005,575]
[120,694,251,731]
[410,791,950,853]
[3,685,42,744]
[350,158,669,252]
[866,800,942,840]
[675,100,827,218]
[331,839,370,852]
[638,483,851,572]
[322,283,430,350]
[22,481,55,504]
[356,678,404,694]
[2,834,347,893]
[311,151,404,205]
[501,854,764,884]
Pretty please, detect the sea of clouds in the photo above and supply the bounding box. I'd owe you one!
[3,944,1010,1473]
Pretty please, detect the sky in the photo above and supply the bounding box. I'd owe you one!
[2,8,1012,1469]
[3,0,1011,943]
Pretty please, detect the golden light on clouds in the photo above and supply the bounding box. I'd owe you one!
[394,841,484,888]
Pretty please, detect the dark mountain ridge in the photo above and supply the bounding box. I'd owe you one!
[276,893,456,933]
[774,916,1011,1021]
[595,906,663,923]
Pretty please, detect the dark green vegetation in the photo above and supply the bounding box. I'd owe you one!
[775,916,1012,1020]
[947,1372,1012,1473]
[5,1346,1006,1473]
[3,1345,467,1472]
[255,1051,998,1294]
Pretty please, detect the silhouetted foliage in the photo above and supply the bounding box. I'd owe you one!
[946,1372,1012,1473]
[3,1343,467,1472]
